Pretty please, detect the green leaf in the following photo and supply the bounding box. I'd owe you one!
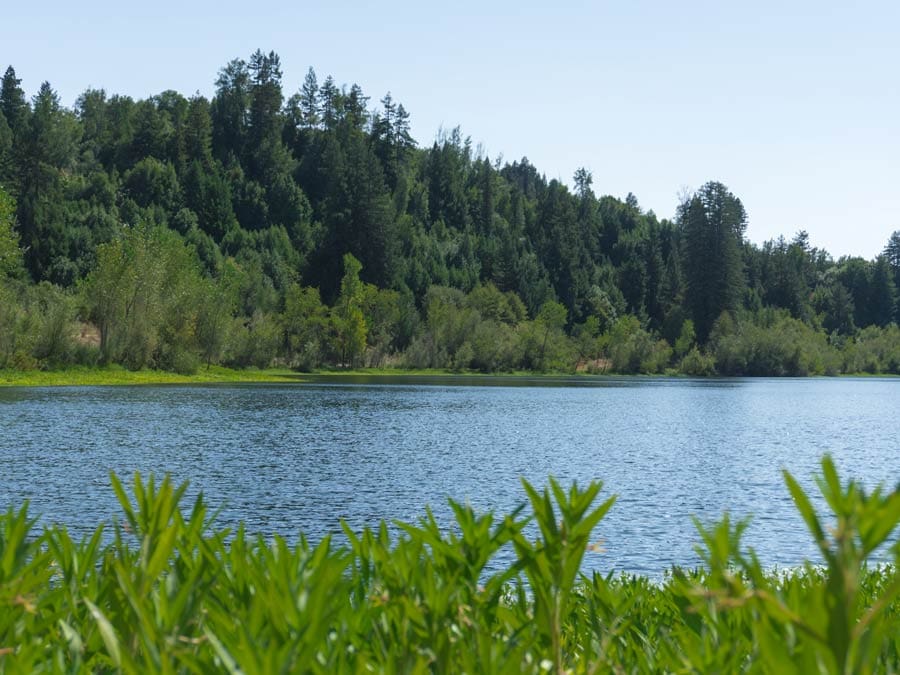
[84,599,121,668]
[783,469,828,555]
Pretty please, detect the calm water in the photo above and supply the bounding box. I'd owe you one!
[1,376,898,574]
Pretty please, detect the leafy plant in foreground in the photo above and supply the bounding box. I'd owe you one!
[0,458,899,673]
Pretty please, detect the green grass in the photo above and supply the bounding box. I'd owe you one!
[0,365,597,388]
[3,363,896,388]
[0,365,305,387]
[2,456,900,672]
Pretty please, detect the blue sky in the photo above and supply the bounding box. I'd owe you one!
[3,0,898,258]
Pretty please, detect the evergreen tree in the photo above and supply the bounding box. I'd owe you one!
[838,257,873,328]
[343,83,369,131]
[869,255,897,327]
[247,50,283,148]
[0,66,28,135]
[16,82,81,281]
[681,181,747,342]
[573,167,593,199]
[817,280,856,335]
[885,231,900,320]
[0,110,12,186]
[184,95,213,167]
[319,76,340,130]
[211,59,250,163]
[299,67,320,129]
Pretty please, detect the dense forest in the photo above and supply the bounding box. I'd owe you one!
[1,52,899,376]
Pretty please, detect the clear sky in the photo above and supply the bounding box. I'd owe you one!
[3,0,898,258]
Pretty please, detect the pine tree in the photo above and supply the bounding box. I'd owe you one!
[17,82,81,281]
[884,231,900,320]
[247,50,283,149]
[869,255,897,327]
[0,66,28,134]
[343,84,368,131]
[211,59,250,163]
[573,167,593,199]
[184,95,213,167]
[681,181,747,342]
[299,67,320,129]
[319,76,339,130]
[0,110,12,186]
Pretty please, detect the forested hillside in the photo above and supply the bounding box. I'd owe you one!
[1,52,899,375]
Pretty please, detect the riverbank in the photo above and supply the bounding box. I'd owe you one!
[0,365,304,387]
[0,365,545,387]
[2,365,897,387]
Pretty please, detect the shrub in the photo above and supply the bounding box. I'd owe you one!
[679,346,716,375]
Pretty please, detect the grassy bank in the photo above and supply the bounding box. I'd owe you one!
[3,364,899,387]
[0,365,304,387]
[0,365,610,387]
[2,457,900,672]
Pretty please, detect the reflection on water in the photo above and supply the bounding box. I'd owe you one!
[0,376,897,574]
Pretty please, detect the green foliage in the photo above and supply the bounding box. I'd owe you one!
[3,458,900,672]
[332,253,368,368]
[679,346,717,376]
[1,56,898,377]
[843,325,900,374]
[281,283,329,370]
[711,309,842,376]
[0,186,21,278]
[227,310,281,369]
[604,315,672,374]
[81,225,209,370]
[673,318,696,357]
[681,182,746,342]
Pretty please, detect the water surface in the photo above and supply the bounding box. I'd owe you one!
[1,376,897,574]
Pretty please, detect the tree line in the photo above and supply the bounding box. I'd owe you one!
[1,53,899,375]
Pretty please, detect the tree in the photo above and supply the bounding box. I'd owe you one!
[0,186,21,278]
[123,157,180,215]
[0,109,12,186]
[816,279,856,336]
[332,253,367,367]
[195,274,236,369]
[573,167,593,199]
[0,66,28,135]
[538,181,592,321]
[681,181,747,342]
[184,95,213,167]
[281,283,329,369]
[343,83,369,131]
[129,98,172,163]
[869,255,897,328]
[535,300,567,370]
[183,160,239,239]
[16,81,81,281]
[885,231,900,320]
[838,257,874,328]
[319,76,339,130]
[211,59,250,162]
[81,225,203,368]
[299,67,320,129]
[317,129,394,292]
[247,50,283,157]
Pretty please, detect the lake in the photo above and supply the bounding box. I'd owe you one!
[1,376,898,574]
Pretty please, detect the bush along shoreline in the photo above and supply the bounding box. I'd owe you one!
[2,456,900,672]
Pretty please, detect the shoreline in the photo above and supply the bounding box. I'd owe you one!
[1,366,897,387]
